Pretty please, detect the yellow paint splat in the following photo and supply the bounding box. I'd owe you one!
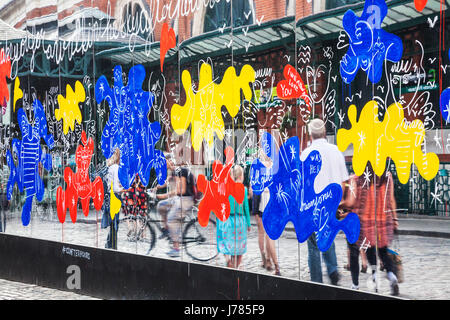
[110,181,121,220]
[55,81,85,135]
[13,77,23,112]
[337,101,439,184]
[171,62,255,151]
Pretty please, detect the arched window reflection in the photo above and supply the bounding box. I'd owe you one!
[122,1,152,41]
[203,0,254,33]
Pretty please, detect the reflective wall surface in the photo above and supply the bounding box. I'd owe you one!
[0,0,450,299]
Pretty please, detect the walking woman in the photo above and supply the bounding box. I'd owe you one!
[216,165,251,269]
[250,152,281,276]
[343,163,399,295]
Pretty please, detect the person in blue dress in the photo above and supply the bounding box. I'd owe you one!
[217,165,251,269]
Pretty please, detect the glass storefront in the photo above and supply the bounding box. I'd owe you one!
[0,0,449,299]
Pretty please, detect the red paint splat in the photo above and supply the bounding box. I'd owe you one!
[276,64,311,109]
[196,146,245,227]
[414,0,427,11]
[56,131,104,223]
[0,49,11,112]
[160,22,176,72]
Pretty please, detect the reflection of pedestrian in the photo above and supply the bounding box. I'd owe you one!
[341,177,368,282]
[122,175,147,217]
[344,164,399,295]
[217,165,251,269]
[156,155,195,258]
[0,183,8,232]
[250,154,280,276]
[101,148,123,250]
[300,118,349,285]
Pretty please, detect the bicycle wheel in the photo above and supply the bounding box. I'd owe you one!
[135,216,156,256]
[183,218,218,262]
[118,215,156,255]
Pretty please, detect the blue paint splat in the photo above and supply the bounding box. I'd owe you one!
[250,132,360,251]
[440,88,450,124]
[95,64,167,189]
[439,50,450,124]
[6,100,55,226]
[340,0,403,84]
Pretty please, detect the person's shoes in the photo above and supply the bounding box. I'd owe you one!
[361,265,367,273]
[371,271,378,293]
[274,264,281,276]
[261,253,267,269]
[159,229,169,240]
[388,272,399,296]
[391,281,399,296]
[329,271,340,286]
[351,284,359,290]
[166,248,180,258]
[344,264,350,271]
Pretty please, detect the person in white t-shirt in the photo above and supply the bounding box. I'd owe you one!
[300,118,349,285]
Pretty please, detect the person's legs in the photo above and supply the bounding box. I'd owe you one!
[107,193,121,250]
[360,249,368,272]
[307,236,323,283]
[323,241,339,285]
[107,212,120,250]
[366,247,378,290]
[157,198,172,236]
[348,242,360,288]
[265,236,280,275]
[167,197,193,253]
[378,247,396,274]
[256,215,266,267]
[366,246,377,267]
[378,246,399,295]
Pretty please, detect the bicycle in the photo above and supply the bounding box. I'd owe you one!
[117,190,218,262]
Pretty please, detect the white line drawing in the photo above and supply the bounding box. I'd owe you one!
[256,15,264,26]
[431,183,442,207]
[298,45,311,64]
[337,30,349,50]
[428,16,438,28]
[245,41,252,52]
[218,23,226,33]
[360,237,371,252]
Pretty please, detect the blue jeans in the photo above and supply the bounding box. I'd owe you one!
[104,193,121,250]
[307,235,338,283]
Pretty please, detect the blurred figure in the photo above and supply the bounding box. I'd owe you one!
[300,118,349,285]
[122,174,148,238]
[341,179,368,275]
[217,165,251,269]
[251,152,281,276]
[102,148,124,250]
[122,174,148,217]
[0,183,8,232]
[343,163,399,295]
[156,154,195,258]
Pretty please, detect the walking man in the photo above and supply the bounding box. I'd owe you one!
[300,118,349,285]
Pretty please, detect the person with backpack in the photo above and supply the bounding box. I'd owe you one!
[156,154,196,258]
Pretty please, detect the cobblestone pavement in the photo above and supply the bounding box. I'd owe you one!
[0,278,99,300]
[2,213,450,300]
